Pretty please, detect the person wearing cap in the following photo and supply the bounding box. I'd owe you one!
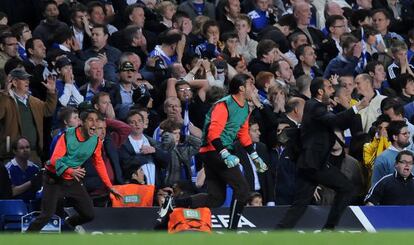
[0,68,57,164]
[109,61,141,120]
[55,57,84,108]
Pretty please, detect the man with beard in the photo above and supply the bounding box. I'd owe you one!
[33,1,68,45]
[277,77,369,230]
[372,120,411,186]
[27,109,121,232]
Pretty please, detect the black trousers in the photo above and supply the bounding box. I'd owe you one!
[278,163,353,229]
[27,174,94,231]
[191,151,250,208]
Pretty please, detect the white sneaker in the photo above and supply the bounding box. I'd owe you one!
[158,195,174,218]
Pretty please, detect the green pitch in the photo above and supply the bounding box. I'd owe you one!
[2,232,414,245]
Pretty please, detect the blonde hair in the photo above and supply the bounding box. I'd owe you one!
[155,1,176,16]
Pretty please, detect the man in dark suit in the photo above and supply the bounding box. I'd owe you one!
[277,77,369,230]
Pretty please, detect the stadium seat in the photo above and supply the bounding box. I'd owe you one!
[0,200,28,231]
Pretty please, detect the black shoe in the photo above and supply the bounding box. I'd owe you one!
[158,195,174,218]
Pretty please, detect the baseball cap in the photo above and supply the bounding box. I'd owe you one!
[9,68,32,80]
[119,61,136,72]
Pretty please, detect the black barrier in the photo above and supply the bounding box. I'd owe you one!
[66,206,365,233]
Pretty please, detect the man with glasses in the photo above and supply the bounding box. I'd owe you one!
[0,32,18,84]
[366,150,414,205]
[372,120,411,185]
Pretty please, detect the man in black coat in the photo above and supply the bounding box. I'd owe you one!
[277,77,369,230]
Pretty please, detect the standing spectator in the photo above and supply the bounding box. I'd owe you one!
[355,73,387,133]
[387,40,414,93]
[33,0,68,45]
[86,1,118,35]
[70,3,91,50]
[323,34,363,79]
[79,57,116,102]
[235,14,257,63]
[321,15,348,63]
[10,22,32,61]
[293,44,322,79]
[5,137,42,202]
[372,120,410,185]
[0,68,57,164]
[50,106,81,156]
[217,0,240,34]
[178,0,215,20]
[83,25,122,83]
[285,32,308,68]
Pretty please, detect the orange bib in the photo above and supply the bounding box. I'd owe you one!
[168,207,212,233]
[110,184,155,207]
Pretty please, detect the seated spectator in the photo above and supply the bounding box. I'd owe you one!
[324,34,363,79]
[0,32,18,84]
[235,14,257,63]
[366,150,414,205]
[255,71,276,106]
[350,9,372,30]
[86,1,118,35]
[160,119,201,187]
[246,192,263,207]
[217,0,240,34]
[5,137,42,202]
[79,57,116,101]
[285,32,308,68]
[156,1,177,30]
[372,9,405,51]
[321,15,347,63]
[69,3,91,50]
[120,110,169,188]
[270,60,295,89]
[372,120,410,186]
[221,31,241,61]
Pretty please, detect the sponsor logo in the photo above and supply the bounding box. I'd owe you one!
[183,209,201,220]
[211,215,256,228]
[123,195,140,204]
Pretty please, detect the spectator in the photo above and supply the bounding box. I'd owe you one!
[156,1,177,30]
[293,44,322,79]
[83,24,122,83]
[79,57,116,101]
[248,39,278,77]
[246,192,263,207]
[178,0,215,20]
[50,106,81,156]
[217,0,240,34]
[0,68,57,163]
[33,0,68,45]
[120,110,169,187]
[398,74,414,105]
[69,3,91,50]
[365,61,389,95]
[372,120,410,186]
[0,32,18,79]
[387,40,414,93]
[235,14,257,63]
[247,0,276,37]
[86,1,118,35]
[323,34,363,79]
[5,137,42,202]
[366,150,414,205]
[270,60,295,89]
[160,119,201,187]
[55,57,84,108]
[286,32,308,68]
[321,15,347,62]
[355,73,386,133]
[195,20,221,60]
[10,22,32,61]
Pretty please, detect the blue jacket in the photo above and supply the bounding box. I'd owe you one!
[323,54,362,79]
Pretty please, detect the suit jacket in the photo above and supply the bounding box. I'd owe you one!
[234,142,275,204]
[297,98,356,170]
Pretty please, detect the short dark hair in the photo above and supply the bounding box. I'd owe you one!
[123,25,140,45]
[381,97,404,116]
[228,73,251,94]
[172,10,190,25]
[10,22,29,41]
[222,31,238,42]
[257,39,278,59]
[372,9,391,20]
[80,109,100,122]
[160,119,183,132]
[87,1,105,15]
[340,33,358,50]
[70,3,87,20]
[91,24,109,36]
[25,37,42,58]
[387,120,407,142]
[0,32,14,45]
[295,44,313,60]
[285,97,303,114]
[310,77,325,98]
[277,14,296,30]
[350,9,371,28]
[325,15,345,33]
[126,109,144,122]
[364,60,384,74]
[124,3,145,23]
[400,74,414,90]
[396,150,414,164]
[53,27,73,44]
[42,0,58,13]
[202,20,219,38]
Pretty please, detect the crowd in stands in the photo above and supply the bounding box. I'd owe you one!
[1,0,414,212]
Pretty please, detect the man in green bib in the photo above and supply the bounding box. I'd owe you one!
[27,109,121,232]
[159,74,268,230]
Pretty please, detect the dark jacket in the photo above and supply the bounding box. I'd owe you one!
[271,146,296,205]
[119,135,169,187]
[33,20,68,45]
[297,98,356,170]
[234,142,275,204]
[177,0,215,20]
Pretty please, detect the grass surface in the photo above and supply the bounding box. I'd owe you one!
[2,232,414,245]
